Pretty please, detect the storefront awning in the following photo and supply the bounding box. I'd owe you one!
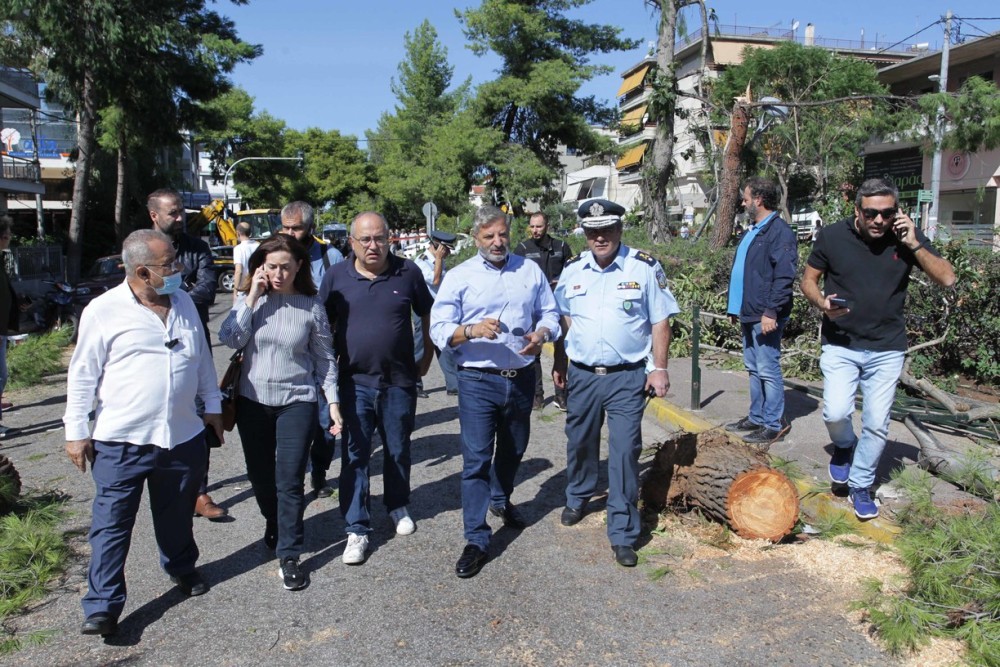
[616,143,648,171]
[616,64,651,97]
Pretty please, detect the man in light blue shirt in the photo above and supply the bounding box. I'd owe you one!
[279,201,344,496]
[413,231,459,396]
[430,205,560,579]
[553,198,679,568]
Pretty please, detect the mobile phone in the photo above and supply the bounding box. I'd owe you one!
[829,297,849,309]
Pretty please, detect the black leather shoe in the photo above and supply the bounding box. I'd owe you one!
[489,503,526,529]
[170,570,208,596]
[612,545,638,567]
[455,544,488,578]
[560,505,584,526]
[81,612,118,636]
[742,424,790,446]
[724,416,760,432]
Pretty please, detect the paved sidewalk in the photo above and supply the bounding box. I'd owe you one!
[0,303,921,666]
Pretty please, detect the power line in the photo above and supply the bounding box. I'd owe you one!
[876,19,944,54]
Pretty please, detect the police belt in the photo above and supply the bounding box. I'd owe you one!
[571,360,645,376]
[458,365,529,378]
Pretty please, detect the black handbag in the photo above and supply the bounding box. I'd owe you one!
[219,349,244,432]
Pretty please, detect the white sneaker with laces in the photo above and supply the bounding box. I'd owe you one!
[389,506,416,535]
[342,533,369,565]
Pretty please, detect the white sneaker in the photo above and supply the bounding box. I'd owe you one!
[389,506,416,535]
[342,533,369,565]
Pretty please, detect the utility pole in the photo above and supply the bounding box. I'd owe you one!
[928,10,952,241]
[29,110,44,239]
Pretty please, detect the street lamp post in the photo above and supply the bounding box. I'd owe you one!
[222,151,305,214]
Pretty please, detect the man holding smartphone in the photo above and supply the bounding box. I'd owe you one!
[801,178,956,520]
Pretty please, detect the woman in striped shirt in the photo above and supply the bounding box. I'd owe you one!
[219,234,341,591]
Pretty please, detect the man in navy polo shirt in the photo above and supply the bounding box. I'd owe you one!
[321,212,434,565]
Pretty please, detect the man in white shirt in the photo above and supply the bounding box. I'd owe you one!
[231,221,259,301]
[64,229,224,637]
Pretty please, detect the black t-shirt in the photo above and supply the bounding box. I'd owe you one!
[323,254,434,388]
[806,217,940,351]
[513,235,572,284]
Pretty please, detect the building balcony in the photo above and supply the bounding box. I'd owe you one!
[0,68,40,109]
[1,154,45,196]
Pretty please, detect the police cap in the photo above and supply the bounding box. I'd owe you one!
[430,230,457,246]
[577,198,626,230]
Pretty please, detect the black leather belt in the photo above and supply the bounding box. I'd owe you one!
[459,365,527,378]
[571,360,645,376]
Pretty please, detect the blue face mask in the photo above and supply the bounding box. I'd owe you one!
[148,268,183,295]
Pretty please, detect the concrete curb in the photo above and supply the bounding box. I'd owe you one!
[642,393,901,544]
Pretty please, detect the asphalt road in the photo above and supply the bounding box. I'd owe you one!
[0,300,898,666]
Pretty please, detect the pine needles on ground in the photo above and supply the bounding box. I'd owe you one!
[0,493,69,655]
[854,467,999,666]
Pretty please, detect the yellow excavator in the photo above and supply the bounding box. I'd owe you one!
[186,200,281,291]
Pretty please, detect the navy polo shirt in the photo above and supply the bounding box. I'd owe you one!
[322,254,434,388]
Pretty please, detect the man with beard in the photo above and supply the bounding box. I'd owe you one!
[430,205,560,578]
[724,177,798,446]
[801,178,955,519]
[147,189,224,520]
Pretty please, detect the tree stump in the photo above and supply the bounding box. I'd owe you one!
[0,453,22,514]
[642,430,799,542]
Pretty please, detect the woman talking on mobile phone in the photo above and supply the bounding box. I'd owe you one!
[219,234,342,591]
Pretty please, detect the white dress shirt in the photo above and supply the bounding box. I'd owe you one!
[63,281,222,447]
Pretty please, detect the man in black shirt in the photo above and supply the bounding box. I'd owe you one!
[801,178,955,520]
[321,212,434,565]
[514,212,572,410]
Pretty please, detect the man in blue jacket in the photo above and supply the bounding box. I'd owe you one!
[724,177,797,446]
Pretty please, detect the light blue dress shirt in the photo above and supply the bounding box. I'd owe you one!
[554,244,679,367]
[726,212,775,316]
[430,252,560,370]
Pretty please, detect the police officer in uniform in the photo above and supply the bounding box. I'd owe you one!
[553,199,679,567]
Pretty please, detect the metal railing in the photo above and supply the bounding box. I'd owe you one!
[676,24,921,54]
[1,154,40,181]
[3,246,64,281]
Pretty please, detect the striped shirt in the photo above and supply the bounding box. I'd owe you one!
[219,293,339,405]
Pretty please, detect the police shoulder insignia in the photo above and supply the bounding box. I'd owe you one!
[633,250,657,266]
[565,254,583,265]
[655,267,668,290]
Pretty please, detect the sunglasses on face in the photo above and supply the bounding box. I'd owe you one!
[860,207,897,221]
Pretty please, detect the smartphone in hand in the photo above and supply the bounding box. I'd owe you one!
[829,296,849,309]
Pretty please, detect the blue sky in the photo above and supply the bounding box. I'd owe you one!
[225,1,999,140]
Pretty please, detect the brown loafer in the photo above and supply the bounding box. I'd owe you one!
[194,493,228,520]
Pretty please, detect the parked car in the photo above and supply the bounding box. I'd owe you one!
[212,245,235,292]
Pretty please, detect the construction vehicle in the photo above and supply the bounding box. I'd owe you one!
[186,200,281,291]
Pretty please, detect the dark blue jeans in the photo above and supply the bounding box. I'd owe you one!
[339,379,417,535]
[309,387,337,483]
[235,397,315,559]
[741,319,787,431]
[456,366,535,550]
[83,433,206,618]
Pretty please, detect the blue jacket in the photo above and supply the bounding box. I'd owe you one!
[731,215,797,323]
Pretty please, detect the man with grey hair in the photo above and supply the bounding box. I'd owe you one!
[64,229,223,637]
[279,201,344,497]
[430,205,560,578]
[321,211,434,564]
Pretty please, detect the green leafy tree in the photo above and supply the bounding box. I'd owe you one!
[367,20,497,226]
[285,127,373,224]
[710,42,889,219]
[1,0,258,281]
[458,0,639,210]
[918,75,1000,152]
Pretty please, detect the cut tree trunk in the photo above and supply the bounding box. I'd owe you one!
[904,414,999,498]
[0,452,22,514]
[642,430,799,542]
